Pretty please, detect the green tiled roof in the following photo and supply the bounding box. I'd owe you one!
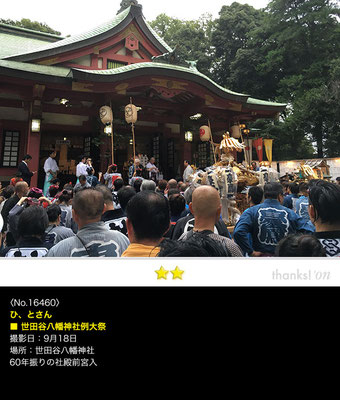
[73,62,286,109]
[0,59,70,77]
[4,6,172,62]
[0,26,62,59]
[4,7,132,60]
[246,97,287,108]
[73,61,249,98]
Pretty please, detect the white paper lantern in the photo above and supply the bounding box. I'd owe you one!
[199,125,211,142]
[231,124,241,139]
[125,104,138,124]
[99,106,113,125]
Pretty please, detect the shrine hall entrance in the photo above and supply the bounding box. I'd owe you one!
[37,131,101,188]
[36,122,183,187]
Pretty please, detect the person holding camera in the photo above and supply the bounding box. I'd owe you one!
[1,181,29,246]
[7,188,52,244]
[0,206,50,257]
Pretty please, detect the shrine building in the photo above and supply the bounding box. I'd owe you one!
[0,0,286,186]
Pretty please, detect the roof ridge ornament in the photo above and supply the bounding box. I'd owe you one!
[117,0,141,14]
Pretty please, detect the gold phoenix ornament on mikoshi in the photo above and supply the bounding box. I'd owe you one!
[220,132,245,152]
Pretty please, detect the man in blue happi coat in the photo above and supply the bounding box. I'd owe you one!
[282,182,299,211]
[233,182,314,256]
[295,182,311,221]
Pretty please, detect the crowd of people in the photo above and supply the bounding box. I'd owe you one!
[1,152,340,258]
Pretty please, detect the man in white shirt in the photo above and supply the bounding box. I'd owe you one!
[43,150,59,196]
[146,157,159,181]
[183,160,193,183]
[76,156,88,178]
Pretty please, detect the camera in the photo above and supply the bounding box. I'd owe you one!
[26,197,40,206]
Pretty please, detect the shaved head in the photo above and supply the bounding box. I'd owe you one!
[73,188,104,220]
[191,185,221,219]
[168,179,178,189]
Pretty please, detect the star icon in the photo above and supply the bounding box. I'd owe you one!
[155,266,169,280]
[170,266,184,280]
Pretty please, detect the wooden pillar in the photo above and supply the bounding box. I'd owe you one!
[29,85,45,188]
[100,135,111,173]
[91,54,99,69]
[159,123,167,177]
[183,143,192,166]
[179,123,185,178]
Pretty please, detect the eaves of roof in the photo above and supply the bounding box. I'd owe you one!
[0,59,71,84]
[245,97,287,111]
[0,59,286,112]
[70,61,249,103]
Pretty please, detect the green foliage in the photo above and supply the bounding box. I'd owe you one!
[260,0,340,158]
[149,13,214,77]
[211,2,265,90]
[0,17,61,35]
[209,0,340,159]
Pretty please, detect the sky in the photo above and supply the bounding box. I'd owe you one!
[0,0,270,37]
